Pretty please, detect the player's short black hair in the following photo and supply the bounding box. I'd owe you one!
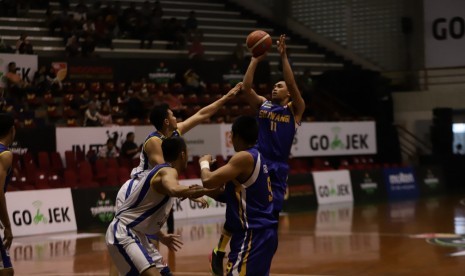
[0,113,14,137]
[162,136,186,162]
[232,116,258,145]
[150,104,169,130]
[126,132,134,139]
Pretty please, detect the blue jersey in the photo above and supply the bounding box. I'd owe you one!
[224,148,277,233]
[130,129,181,178]
[257,100,297,163]
[0,144,11,193]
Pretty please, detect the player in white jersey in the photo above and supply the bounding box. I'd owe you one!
[107,137,214,276]
[116,83,242,234]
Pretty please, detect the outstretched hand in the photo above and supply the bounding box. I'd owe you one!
[158,233,183,252]
[277,34,287,56]
[224,82,243,100]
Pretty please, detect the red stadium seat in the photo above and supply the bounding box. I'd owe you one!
[78,161,99,188]
[63,169,78,188]
[94,159,108,184]
[118,167,130,183]
[38,151,50,172]
[65,151,77,171]
[106,167,119,186]
[50,151,64,174]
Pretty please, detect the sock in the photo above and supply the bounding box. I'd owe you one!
[214,228,231,253]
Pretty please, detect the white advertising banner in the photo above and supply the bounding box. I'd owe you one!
[56,126,135,163]
[424,0,465,68]
[134,125,224,159]
[313,170,353,204]
[172,179,226,220]
[292,122,376,157]
[6,188,77,237]
[0,54,38,88]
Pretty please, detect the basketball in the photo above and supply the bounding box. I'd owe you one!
[246,30,272,57]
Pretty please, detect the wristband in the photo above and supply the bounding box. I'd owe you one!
[200,161,210,170]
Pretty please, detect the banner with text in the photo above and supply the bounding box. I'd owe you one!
[384,167,419,200]
[56,126,135,164]
[424,0,465,68]
[0,54,38,88]
[292,122,377,157]
[6,188,77,237]
[313,170,354,205]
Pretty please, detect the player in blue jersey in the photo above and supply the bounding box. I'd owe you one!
[210,34,306,275]
[199,116,277,276]
[0,114,15,276]
[107,137,215,276]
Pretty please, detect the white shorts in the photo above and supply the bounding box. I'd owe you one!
[106,219,170,276]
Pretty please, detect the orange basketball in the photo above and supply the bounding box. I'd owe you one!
[246,30,272,57]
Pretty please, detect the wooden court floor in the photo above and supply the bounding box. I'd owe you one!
[11,195,465,276]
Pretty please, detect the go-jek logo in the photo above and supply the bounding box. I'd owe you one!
[12,200,71,226]
[318,179,350,198]
[309,126,369,151]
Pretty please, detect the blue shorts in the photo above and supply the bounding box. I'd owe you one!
[263,157,289,214]
[226,227,277,276]
[0,232,12,270]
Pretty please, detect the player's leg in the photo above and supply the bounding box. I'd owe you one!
[140,267,162,276]
[0,231,13,276]
[141,233,172,276]
[106,220,158,275]
[210,223,232,275]
[226,228,277,276]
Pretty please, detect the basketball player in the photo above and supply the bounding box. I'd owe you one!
[0,114,15,276]
[210,34,305,275]
[117,82,242,230]
[106,137,215,276]
[199,116,278,276]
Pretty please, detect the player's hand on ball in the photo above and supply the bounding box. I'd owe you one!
[252,53,267,62]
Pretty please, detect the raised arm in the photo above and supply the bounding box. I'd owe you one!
[177,82,242,134]
[199,151,253,189]
[242,56,267,110]
[155,168,212,199]
[278,34,306,124]
[0,152,13,250]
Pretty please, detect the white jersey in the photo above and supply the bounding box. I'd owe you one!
[130,129,181,178]
[116,163,174,235]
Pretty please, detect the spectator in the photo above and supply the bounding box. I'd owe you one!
[16,34,34,54]
[185,10,198,40]
[73,0,88,24]
[32,65,50,94]
[98,138,119,159]
[98,103,113,126]
[165,17,185,49]
[66,34,80,57]
[95,15,114,49]
[232,42,247,66]
[126,90,145,120]
[120,132,141,159]
[3,62,29,103]
[184,68,204,95]
[83,101,101,126]
[188,36,205,60]
[140,8,162,49]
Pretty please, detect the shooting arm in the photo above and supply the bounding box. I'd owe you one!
[144,137,165,166]
[242,57,267,109]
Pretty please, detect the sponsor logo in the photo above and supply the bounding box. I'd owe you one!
[389,173,414,184]
[318,179,350,198]
[90,192,115,223]
[309,126,369,151]
[12,200,71,226]
[424,169,439,188]
[432,17,465,41]
[360,173,378,194]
